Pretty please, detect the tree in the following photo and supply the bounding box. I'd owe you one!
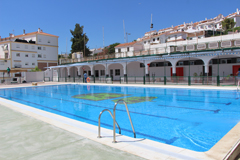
[107,43,120,54]
[70,23,90,57]
[30,66,41,72]
[221,18,236,31]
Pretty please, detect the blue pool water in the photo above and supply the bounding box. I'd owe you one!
[0,84,239,152]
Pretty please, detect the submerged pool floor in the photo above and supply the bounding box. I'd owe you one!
[0,84,239,152]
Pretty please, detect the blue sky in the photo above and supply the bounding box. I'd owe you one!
[0,0,239,54]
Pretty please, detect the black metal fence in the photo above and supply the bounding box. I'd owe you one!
[52,76,238,86]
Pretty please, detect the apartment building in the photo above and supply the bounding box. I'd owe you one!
[0,28,58,75]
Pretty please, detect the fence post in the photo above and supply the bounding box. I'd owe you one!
[94,76,95,83]
[143,76,145,85]
[164,76,166,85]
[188,76,191,86]
[120,76,121,84]
[73,76,75,83]
[217,75,220,86]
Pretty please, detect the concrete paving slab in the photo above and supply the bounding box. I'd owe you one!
[0,105,145,160]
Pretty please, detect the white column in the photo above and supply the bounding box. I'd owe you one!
[67,67,70,77]
[90,65,94,76]
[204,64,209,76]
[77,66,81,76]
[105,64,108,76]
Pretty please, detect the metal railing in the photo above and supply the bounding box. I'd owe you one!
[97,100,136,143]
[59,37,240,65]
[52,75,238,86]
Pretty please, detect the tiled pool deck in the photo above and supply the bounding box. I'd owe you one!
[1,82,240,160]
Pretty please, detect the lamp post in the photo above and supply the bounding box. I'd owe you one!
[126,32,130,43]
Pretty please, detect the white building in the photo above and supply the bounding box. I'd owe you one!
[0,28,58,76]
[49,9,240,86]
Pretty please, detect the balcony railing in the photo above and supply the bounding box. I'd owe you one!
[60,38,240,65]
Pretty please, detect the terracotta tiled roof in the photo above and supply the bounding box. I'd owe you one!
[115,41,137,48]
[0,31,58,41]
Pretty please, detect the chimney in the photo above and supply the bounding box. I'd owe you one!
[237,8,239,14]
[23,29,25,35]
[38,28,40,33]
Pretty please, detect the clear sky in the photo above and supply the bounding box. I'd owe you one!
[0,0,239,54]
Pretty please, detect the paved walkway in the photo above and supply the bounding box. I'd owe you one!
[0,105,144,160]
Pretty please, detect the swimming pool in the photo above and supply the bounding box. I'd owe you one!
[0,84,239,152]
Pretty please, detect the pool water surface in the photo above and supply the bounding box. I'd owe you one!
[0,84,239,152]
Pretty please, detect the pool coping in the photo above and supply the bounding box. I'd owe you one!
[0,82,240,160]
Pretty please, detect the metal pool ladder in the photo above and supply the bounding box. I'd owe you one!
[98,99,136,143]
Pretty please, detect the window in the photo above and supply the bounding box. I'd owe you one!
[43,47,46,50]
[144,41,146,44]
[32,54,35,58]
[153,38,155,42]
[140,63,145,68]
[115,69,120,76]
[237,58,240,63]
[118,48,121,53]
[25,62,28,66]
[157,37,160,41]
[16,44,20,48]
[25,54,28,57]
[16,53,20,57]
[31,46,35,50]
[32,63,35,66]
[190,61,195,65]
[221,59,227,64]
[100,70,105,76]
[48,40,50,43]
[38,54,42,58]
[43,54,46,58]
[209,60,213,64]
[127,47,129,52]
[38,46,41,50]
[178,61,184,66]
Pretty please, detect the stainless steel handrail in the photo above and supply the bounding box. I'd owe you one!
[113,100,136,143]
[98,109,121,138]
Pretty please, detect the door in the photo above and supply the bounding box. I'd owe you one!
[170,67,184,76]
[95,70,99,77]
[233,65,240,76]
[110,69,113,79]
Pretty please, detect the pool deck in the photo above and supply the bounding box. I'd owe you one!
[1,82,240,160]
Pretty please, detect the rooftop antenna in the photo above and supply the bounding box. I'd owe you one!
[103,26,104,48]
[150,14,153,49]
[123,20,126,43]
[150,14,153,30]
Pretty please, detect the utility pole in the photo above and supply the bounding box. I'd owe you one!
[103,26,104,48]
[84,33,85,57]
[123,20,126,43]
[126,32,131,43]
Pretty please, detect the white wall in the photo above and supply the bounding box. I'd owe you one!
[108,63,123,80]
[25,71,44,82]
[37,34,58,46]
